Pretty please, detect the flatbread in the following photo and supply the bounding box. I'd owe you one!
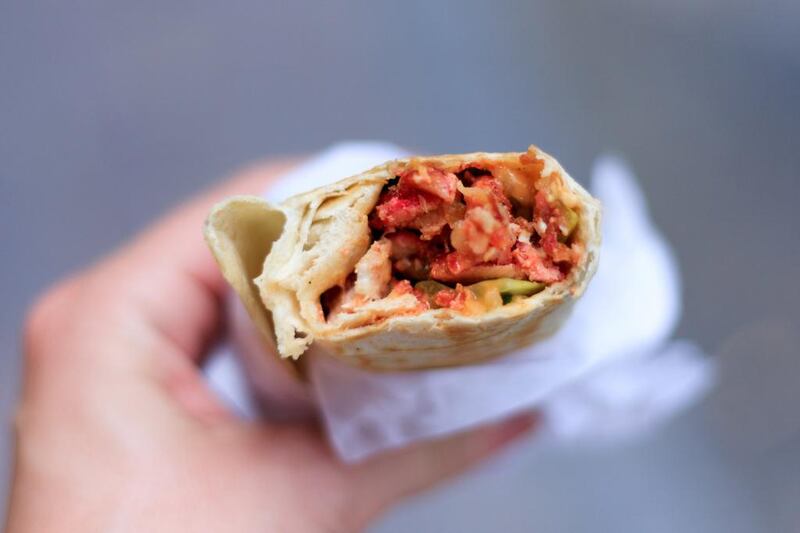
[205,146,601,371]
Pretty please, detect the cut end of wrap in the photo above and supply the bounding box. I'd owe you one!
[204,195,305,374]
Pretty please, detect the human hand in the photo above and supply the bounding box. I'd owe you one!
[5,159,539,533]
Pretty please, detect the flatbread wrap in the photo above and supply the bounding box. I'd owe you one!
[205,146,601,371]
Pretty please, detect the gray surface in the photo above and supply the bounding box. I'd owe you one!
[2,1,799,531]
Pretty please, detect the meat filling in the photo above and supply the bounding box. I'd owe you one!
[325,153,582,321]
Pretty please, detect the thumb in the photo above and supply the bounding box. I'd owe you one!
[349,412,540,515]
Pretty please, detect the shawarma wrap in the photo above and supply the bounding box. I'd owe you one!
[205,146,601,371]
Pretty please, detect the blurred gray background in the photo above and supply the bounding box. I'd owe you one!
[2,0,799,531]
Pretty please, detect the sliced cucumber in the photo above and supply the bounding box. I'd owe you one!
[468,278,544,309]
[468,278,545,298]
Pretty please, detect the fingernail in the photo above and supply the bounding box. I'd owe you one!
[490,411,540,449]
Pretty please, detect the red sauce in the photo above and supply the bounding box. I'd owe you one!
[369,157,579,310]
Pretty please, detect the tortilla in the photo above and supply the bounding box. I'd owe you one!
[205,146,601,371]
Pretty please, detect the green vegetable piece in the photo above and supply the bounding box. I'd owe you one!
[414,280,451,300]
[468,278,545,300]
[559,204,579,241]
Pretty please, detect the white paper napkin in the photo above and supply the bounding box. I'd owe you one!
[205,142,716,462]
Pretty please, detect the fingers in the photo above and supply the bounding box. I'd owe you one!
[350,412,540,514]
[19,158,302,424]
[119,157,301,291]
[72,158,301,360]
